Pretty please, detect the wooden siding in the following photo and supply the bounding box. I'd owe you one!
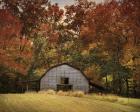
[40,64,89,92]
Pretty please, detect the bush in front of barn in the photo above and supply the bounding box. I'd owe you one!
[57,90,68,96]
[57,90,85,97]
[71,91,85,97]
[39,90,85,97]
[39,89,56,95]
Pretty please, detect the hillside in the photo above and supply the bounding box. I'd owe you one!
[0,94,139,112]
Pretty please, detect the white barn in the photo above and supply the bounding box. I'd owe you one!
[40,63,90,92]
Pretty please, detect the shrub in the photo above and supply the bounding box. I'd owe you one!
[71,91,85,97]
[39,90,85,97]
[56,90,85,97]
[57,90,68,96]
[46,89,56,95]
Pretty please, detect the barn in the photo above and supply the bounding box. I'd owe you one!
[40,63,90,92]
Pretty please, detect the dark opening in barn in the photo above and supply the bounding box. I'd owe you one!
[57,77,72,91]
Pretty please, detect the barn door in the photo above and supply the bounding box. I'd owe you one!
[57,77,72,91]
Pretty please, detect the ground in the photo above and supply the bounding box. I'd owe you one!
[0,93,140,112]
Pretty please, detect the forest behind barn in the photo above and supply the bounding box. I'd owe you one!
[0,0,140,97]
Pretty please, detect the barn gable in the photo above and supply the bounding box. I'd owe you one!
[40,63,90,92]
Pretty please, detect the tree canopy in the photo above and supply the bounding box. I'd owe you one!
[0,0,139,95]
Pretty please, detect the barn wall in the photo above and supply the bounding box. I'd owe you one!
[40,65,89,92]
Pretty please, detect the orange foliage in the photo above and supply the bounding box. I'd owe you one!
[0,37,32,75]
[0,9,22,40]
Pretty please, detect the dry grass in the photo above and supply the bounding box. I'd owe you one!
[90,94,119,102]
[0,93,139,112]
[39,89,56,95]
[88,93,140,108]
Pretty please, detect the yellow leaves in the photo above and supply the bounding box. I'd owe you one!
[47,49,57,57]
[102,75,113,82]
[126,57,140,67]
[89,43,97,49]
[81,43,98,56]
[81,50,89,55]
[126,59,134,66]
[34,68,46,76]
[64,41,73,49]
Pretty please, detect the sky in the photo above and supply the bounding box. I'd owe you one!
[51,0,103,7]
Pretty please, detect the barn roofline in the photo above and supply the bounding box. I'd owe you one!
[39,63,90,83]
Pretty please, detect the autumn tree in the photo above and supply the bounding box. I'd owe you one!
[64,0,139,94]
[0,0,139,95]
[0,0,62,91]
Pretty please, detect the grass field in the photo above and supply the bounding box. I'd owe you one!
[0,93,140,112]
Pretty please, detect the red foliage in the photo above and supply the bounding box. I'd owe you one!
[0,9,22,40]
[0,37,32,75]
[47,3,64,21]
[48,31,60,43]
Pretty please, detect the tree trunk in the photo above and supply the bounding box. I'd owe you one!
[105,75,108,90]
[119,78,122,94]
[26,74,30,92]
[26,82,29,92]
[26,64,34,92]
[112,73,115,93]
[125,78,129,97]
